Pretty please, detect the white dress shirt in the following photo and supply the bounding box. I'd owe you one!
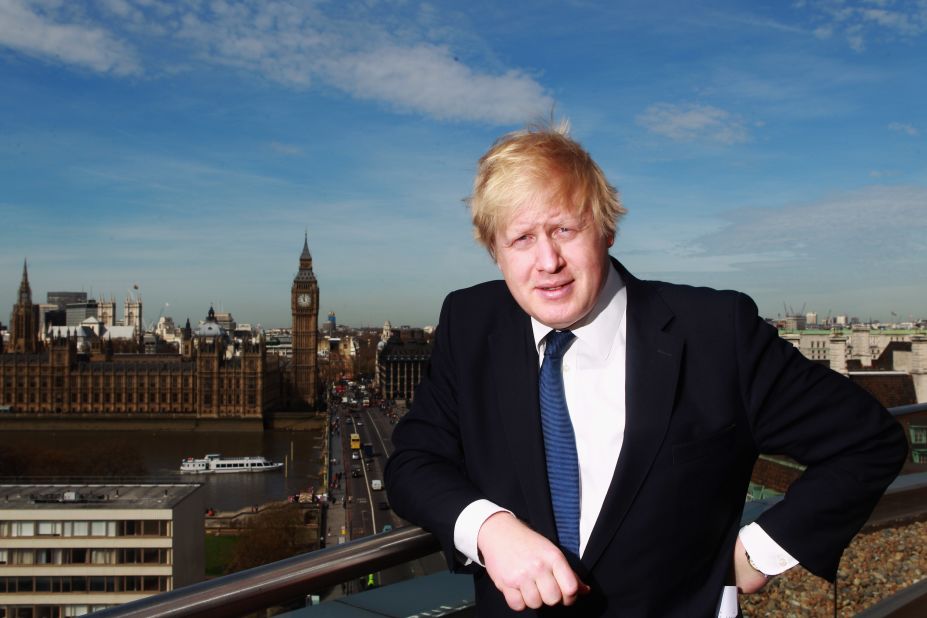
[453,265,796,615]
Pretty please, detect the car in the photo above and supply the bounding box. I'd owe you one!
[356,421,364,426]
[381,523,393,532]
[351,451,360,460]
[371,479,383,490]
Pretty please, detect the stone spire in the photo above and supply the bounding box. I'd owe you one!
[11,258,39,353]
[300,230,313,268]
[18,259,32,306]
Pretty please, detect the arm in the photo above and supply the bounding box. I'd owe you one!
[385,291,586,609]
[733,293,908,581]
[385,291,486,562]
[478,512,588,610]
[733,536,770,594]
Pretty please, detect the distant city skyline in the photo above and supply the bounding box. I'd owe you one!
[1,1,925,327]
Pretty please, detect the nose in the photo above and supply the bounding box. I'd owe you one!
[535,235,563,272]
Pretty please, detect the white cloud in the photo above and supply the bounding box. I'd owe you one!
[323,44,552,123]
[0,0,139,74]
[633,184,927,319]
[687,185,927,266]
[636,103,750,145]
[269,142,304,157]
[888,122,919,136]
[798,0,927,51]
[0,0,552,125]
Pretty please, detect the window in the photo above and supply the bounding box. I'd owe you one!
[91,550,112,564]
[142,548,162,564]
[36,521,61,536]
[16,521,34,537]
[142,520,164,536]
[17,576,34,592]
[911,426,927,446]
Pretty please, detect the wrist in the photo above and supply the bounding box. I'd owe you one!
[744,549,770,582]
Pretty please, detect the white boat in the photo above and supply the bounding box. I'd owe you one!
[180,453,283,474]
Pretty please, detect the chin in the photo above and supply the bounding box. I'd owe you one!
[536,313,576,330]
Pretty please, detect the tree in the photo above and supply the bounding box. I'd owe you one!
[225,504,310,573]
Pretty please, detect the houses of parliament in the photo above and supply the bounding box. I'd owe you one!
[0,237,320,422]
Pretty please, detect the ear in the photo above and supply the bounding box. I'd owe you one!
[606,234,615,248]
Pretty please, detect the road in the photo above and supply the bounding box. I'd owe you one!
[331,401,446,591]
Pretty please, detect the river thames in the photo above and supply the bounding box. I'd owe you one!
[0,428,326,512]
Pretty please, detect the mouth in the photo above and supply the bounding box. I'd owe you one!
[536,281,572,294]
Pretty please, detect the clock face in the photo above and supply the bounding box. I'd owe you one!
[297,293,311,307]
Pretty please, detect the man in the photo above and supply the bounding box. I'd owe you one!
[384,123,907,616]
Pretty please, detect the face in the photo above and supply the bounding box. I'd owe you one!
[493,183,613,330]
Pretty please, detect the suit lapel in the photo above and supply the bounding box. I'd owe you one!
[489,302,559,541]
[582,261,683,569]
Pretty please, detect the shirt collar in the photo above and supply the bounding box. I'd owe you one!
[531,262,626,360]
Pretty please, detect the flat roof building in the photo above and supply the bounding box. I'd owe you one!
[0,483,204,617]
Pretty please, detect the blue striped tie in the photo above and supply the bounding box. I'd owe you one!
[540,329,579,555]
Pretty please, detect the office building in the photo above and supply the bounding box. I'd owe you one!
[65,302,98,328]
[46,293,87,312]
[0,483,203,617]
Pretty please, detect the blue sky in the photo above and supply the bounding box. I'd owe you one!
[1,0,925,329]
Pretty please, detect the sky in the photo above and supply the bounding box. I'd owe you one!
[1,0,925,329]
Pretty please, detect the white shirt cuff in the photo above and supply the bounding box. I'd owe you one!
[718,586,738,618]
[739,522,798,576]
[453,499,510,566]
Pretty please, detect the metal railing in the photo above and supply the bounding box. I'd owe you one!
[92,526,440,618]
[92,403,927,617]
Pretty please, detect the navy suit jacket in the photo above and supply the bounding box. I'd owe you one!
[385,259,907,616]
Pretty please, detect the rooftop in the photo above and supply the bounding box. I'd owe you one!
[0,483,200,510]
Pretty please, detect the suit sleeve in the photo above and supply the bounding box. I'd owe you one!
[384,291,485,567]
[733,293,908,581]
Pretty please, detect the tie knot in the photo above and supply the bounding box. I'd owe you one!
[544,330,575,360]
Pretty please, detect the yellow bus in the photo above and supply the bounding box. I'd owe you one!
[350,433,361,450]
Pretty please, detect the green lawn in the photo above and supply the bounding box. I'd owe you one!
[205,535,238,577]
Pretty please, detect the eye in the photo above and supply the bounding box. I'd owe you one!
[554,226,576,239]
[511,234,533,247]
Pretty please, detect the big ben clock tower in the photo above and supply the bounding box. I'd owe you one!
[291,233,319,409]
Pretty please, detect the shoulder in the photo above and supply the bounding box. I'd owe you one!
[442,280,520,319]
[432,280,527,349]
[637,276,754,318]
[446,279,511,304]
[614,258,755,322]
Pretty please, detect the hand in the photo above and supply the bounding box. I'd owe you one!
[477,511,590,611]
[733,536,769,594]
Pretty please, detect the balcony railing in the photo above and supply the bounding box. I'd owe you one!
[92,526,441,618]
[93,403,927,618]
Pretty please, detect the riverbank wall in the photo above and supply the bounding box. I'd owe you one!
[0,410,325,432]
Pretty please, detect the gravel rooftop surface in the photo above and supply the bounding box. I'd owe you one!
[741,520,926,616]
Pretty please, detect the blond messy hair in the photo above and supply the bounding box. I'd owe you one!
[467,120,626,258]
